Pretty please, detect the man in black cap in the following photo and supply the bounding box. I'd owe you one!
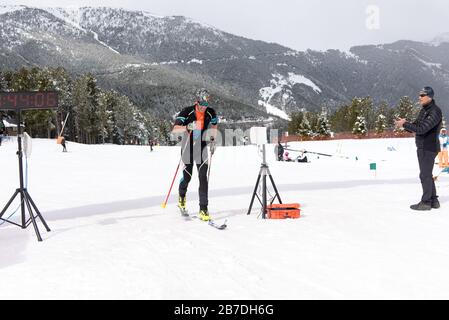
[395,86,443,210]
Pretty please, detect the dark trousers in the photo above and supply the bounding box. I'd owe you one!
[417,149,438,204]
[179,161,209,210]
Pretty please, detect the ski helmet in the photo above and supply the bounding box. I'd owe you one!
[196,88,210,103]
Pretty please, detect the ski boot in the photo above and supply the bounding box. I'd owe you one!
[178,195,187,211]
[198,209,211,222]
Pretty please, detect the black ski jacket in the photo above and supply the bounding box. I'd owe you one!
[403,100,442,152]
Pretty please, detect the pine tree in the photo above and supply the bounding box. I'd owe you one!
[49,67,73,139]
[0,71,8,91]
[360,97,375,130]
[113,95,140,145]
[97,91,118,144]
[287,112,304,135]
[73,74,99,144]
[353,116,367,136]
[298,112,313,137]
[154,117,171,145]
[316,108,332,137]
[376,101,394,130]
[329,104,351,133]
[394,96,416,133]
[143,113,157,145]
[395,96,416,120]
[375,114,387,134]
[307,111,319,136]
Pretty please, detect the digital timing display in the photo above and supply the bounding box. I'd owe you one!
[0,92,59,110]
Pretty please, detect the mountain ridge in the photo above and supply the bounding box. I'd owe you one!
[1,5,448,120]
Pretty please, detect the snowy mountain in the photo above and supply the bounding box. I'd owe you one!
[1,5,449,119]
[431,32,449,46]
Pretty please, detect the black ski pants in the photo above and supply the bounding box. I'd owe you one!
[179,160,209,211]
[417,149,438,204]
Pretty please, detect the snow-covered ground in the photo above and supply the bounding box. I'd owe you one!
[1,137,448,299]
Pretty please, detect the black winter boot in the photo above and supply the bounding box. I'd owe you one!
[410,202,432,211]
[431,199,440,209]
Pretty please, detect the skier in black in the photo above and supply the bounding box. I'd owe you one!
[172,88,218,221]
[61,136,67,152]
[295,150,308,163]
[0,119,4,146]
[395,86,442,211]
[274,141,284,161]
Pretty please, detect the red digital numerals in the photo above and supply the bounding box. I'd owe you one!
[0,92,58,109]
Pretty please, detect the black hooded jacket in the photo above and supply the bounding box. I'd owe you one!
[403,100,442,152]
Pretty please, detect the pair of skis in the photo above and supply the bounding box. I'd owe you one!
[179,208,227,230]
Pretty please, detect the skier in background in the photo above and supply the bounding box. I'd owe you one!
[0,119,4,146]
[295,150,309,163]
[274,141,284,161]
[172,88,218,221]
[61,136,67,152]
[438,128,448,168]
[283,151,293,162]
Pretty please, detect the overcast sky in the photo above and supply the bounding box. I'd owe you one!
[3,0,449,51]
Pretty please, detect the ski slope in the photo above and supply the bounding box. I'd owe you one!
[1,137,448,299]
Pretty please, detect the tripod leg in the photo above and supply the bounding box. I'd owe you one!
[247,173,262,215]
[267,169,282,204]
[262,173,267,219]
[20,190,27,228]
[0,189,20,219]
[23,193,43,242]
[25,190,51,232]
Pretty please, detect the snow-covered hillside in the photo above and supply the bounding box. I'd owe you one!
[1,137,449,299]
[2,6,449,118]
[0,5,29,15]
[258,73,322,120]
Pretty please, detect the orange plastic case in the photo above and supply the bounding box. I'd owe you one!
[267,203,301,219]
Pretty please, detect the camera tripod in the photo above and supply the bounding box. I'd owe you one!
[247,144,282,219]
[0,110,50,241]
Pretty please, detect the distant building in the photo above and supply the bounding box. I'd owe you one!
[1,119,25,136]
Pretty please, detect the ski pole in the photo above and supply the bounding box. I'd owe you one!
[284,148,333,157]
[207,138,216,181]
[304,151,333,157]
[207,150,213,182]
[161,160,182,208]
[161,131,191,208]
